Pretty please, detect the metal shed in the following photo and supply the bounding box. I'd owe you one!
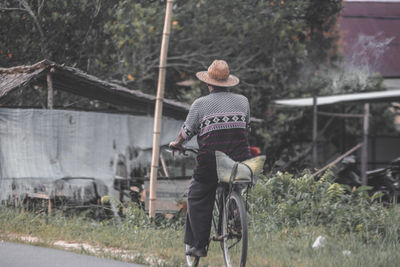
[0,60,196,213]
[275,89,400,184]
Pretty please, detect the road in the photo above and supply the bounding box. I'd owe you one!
[0,241,147,267]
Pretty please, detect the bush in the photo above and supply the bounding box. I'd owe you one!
[248,170,391,239]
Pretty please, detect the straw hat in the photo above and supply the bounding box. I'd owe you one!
[196,60,239,87]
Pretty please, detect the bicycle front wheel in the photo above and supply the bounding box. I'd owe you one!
[222,191,248,267]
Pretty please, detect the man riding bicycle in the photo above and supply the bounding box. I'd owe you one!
[169,60,251,258]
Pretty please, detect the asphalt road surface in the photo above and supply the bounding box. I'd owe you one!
[0,241,147,267]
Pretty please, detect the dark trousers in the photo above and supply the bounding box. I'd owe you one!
[184,178,218,248]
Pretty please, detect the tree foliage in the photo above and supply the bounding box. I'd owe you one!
[1,0,342,99]
[0,0,117,74]
[2,0,393,169]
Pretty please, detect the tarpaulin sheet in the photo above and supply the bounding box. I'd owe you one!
[0,108,191,203]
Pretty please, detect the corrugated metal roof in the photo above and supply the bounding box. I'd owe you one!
[0,60,189,118]
[0,60,263,123]
[340,1,400,77]
[383,78,400,90]
[274,90,400,107]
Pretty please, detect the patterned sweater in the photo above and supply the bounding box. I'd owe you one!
[180,89,251,184]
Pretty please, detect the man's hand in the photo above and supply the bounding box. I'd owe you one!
[169,140,184,156]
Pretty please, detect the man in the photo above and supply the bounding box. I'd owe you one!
[169,60,251,257]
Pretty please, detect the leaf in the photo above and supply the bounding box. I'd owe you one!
[371,191,384,200]
[355,185,373,192]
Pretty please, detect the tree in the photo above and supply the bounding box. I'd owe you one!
[0,0,117,75]
[1,0,343,104]
[4,0,391,170]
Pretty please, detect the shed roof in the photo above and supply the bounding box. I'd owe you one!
[274,90,400,107]
[0,59,190,118]
[0,60,263,123]
[340,1,400,77]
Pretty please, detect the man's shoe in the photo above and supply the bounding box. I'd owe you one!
[185,246,207,257]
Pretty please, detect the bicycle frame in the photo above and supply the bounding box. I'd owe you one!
[211,179,251,242]
[181,147,255,267]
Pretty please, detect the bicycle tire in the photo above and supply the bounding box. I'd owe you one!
[222,191,248,267]
[213,188,224,248]
[185,244,200,267]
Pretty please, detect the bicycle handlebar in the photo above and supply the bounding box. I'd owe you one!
[182,147,198,155]
[167,146,198,156]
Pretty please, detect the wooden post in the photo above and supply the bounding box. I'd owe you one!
[47,73,54,109]
[312,96,318,168]
[361,103,370,185]
[48,198,53,214]
[149,0,174,217]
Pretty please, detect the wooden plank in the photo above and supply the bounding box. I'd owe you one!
[31,193,50,199]
[317,111,364,118]
[312,142,363,177]
[160,153,169,177]
[48,198,53,214]
[144,177,190,212]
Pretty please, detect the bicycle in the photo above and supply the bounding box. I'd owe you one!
[179,148,265,267]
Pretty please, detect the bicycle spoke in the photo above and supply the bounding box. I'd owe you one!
[228,239,241,250]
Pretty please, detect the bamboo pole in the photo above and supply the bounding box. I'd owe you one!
[149,0,174,217]
[361,103,370,185]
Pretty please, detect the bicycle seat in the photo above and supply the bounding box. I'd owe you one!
[215,151,266,184]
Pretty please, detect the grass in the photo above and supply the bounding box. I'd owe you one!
[1,206,400,267]
[2,171,400,266]
[248,226,400,267]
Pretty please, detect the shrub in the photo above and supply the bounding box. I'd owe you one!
[248,170,391,239]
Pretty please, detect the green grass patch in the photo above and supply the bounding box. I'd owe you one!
[1,170,400,266]
[1,208,400,267]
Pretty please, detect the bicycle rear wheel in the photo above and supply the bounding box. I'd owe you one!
[222,191,248,267]
[185,244,200,267]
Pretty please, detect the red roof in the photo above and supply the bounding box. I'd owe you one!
[339,1,400,77]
